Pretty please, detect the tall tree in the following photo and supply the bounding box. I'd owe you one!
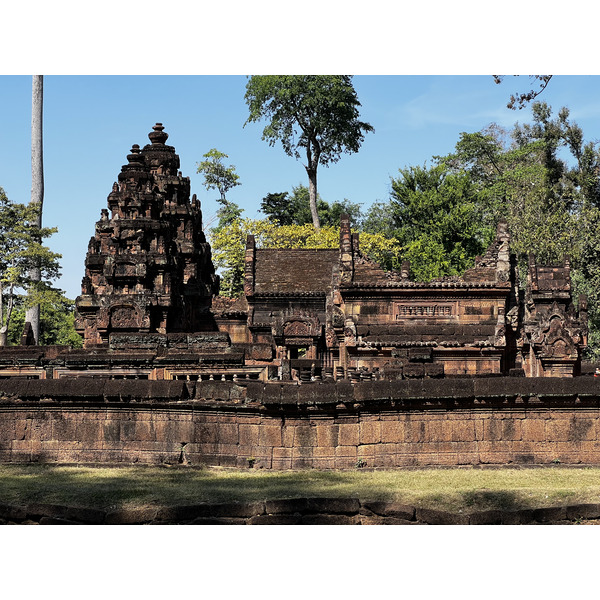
[196,148,241,202]
[244,75,374,230]
[25,75,44,343]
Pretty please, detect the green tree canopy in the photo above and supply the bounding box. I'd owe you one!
[0,187,63,346]
[196,148,241,202]
[386,164,491,281]
[7,293,82,347]
[444,103,600,268]
[197,148,243,232]
[244,75,373,229]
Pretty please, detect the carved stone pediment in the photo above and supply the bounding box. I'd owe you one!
[539,317,578,358]
[527,303,581,360]
[271,310,321,339]
[284,320,312,337]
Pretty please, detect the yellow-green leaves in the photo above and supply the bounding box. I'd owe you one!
[210,218,402,297]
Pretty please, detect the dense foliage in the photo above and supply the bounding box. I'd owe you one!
[260,185,363,228]
[387,165,491,281]
[7,295,82,347]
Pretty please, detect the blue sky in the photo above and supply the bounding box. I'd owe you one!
[2,74,600,300]
[1,2,599,302]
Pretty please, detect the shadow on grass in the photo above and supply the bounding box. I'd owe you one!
[460,490,520,511]
[0,465,386,510]
[0,464,595,513]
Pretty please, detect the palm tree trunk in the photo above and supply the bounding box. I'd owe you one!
[25,75,44,344]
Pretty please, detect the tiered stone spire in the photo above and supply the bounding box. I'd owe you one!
[75,124,219,347]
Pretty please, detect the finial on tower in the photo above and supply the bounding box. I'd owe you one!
[127,144,143,164]
[148,123,168,145]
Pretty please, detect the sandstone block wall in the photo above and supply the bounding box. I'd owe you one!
[1,378,600,468]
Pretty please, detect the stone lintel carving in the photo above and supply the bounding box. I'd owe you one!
[271,310,321,340]
[395,303,454,319]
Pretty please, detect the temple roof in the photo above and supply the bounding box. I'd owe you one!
[253,249,338,294]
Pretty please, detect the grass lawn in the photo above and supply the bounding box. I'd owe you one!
[1,464,600,513]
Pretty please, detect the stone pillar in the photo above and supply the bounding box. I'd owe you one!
[244,235,256,298]
[339,213,353,283]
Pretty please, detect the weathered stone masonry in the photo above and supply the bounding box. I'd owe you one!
[0,123,597,470]
[0,123,587,384]
[2,377,600,468]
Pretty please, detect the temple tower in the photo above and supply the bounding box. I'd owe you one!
[75,124,219,347]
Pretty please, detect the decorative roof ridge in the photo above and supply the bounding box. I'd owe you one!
[341,281,510,289]
[357,340,495,348]
[252,291,327,297]
[255,248,338,253]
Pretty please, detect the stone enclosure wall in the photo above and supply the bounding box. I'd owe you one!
[1,377,600,468]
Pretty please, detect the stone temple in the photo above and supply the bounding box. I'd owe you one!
[0,123,597,470]
[0,123,589,381]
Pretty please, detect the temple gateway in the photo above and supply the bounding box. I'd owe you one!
[0,124,589,380]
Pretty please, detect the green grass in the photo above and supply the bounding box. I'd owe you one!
[2,464,600,513]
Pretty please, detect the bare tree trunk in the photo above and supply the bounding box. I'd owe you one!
[306,167,320,230]
[26,75,44,344]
